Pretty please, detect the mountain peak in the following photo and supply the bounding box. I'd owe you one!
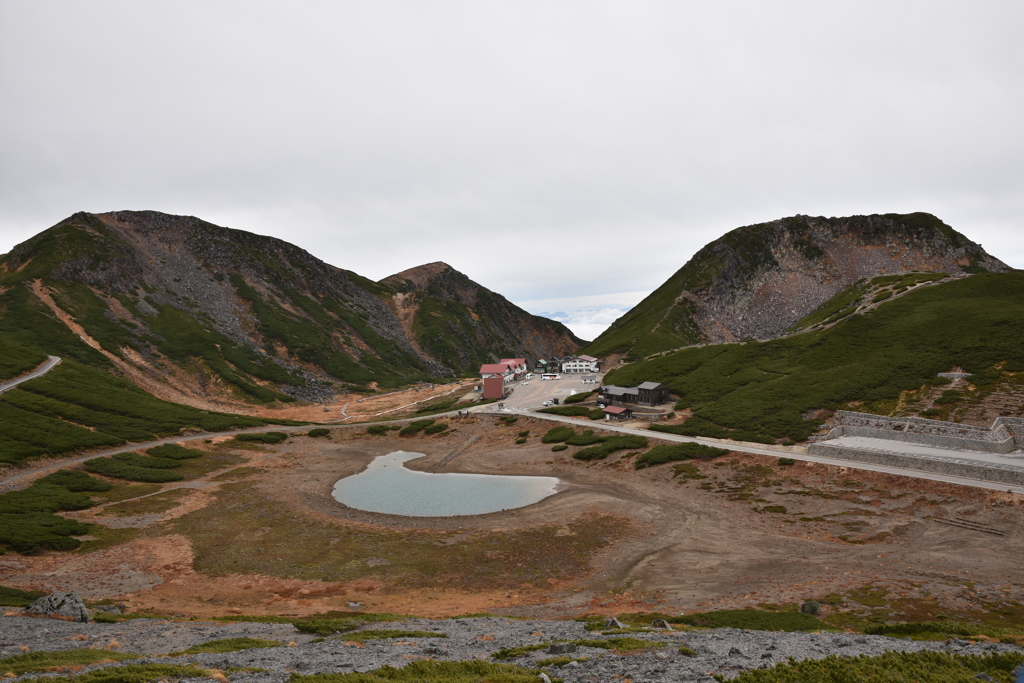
[584,212,1010,358]
[380,261,454,290]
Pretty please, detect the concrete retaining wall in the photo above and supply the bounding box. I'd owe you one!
[833,411,1024,452]
[808,443,1024,487]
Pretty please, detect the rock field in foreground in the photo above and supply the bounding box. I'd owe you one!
[2,614,1022,682]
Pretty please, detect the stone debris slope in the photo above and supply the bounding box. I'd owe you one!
[2,615,1021,683]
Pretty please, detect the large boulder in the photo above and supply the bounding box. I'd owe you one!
[26,592,89,622]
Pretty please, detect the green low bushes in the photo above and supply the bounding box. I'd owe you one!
[0,585,44,607]
[366,424,398,435]
[542,427,575,443]
[0,475,106,552]
[0,341,48,382]
[0,649,139,675]
[112,452,182,469]
[0,511,91,553]
[672,609,831,632]
[307,428,330,437]
[719,651,1024,683]
[399,419,435,436]
[864,621,1014,639]
[181,637,283,654]
[650,418,775,444]
[292,617,361,636]
[635,443,729,469]
[564,390,596,404]
[423,422,448,434]
[551,444,568,452]
[84,457,184,483]
[235,431,288,444]
[565,430,603,446]
[291,660,551,683]
[146,443,203,459]
[34,469,112,492]
[574,435,648,461]
[0,483,94,514]
[34,663,210,683]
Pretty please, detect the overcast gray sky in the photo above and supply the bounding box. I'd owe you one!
[2,2,1022,339]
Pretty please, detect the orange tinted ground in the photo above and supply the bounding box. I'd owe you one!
[250,380,476,423]
[0,415,1021,623]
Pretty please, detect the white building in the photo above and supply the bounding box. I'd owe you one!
[561,355,600,373]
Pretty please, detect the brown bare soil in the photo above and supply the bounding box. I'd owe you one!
[250,380,476,423]
[1,416,1021,623]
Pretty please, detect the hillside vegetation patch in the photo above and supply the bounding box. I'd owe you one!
[635,443,730,469]
[607,273,1024,442]
[718,651,1023,683]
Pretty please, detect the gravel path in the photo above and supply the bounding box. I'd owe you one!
[0,357,61,395]
[2,614,1020,682]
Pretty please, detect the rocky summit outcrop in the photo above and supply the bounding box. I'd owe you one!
[0,211,577,403]
[26,592,89,622]
[381,262,584,375]
[585,213,1011,358]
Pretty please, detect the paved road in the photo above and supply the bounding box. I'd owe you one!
[482,406,1024,496]
[829,435,1024,467]
[0,355,61,394]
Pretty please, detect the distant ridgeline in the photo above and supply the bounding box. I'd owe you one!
[604,271,1024,444]
[583,212,1009,360]
[0,210,581,463]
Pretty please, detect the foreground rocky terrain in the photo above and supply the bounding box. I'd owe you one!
[3,612,1022,683]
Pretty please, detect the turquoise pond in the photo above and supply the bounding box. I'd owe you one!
[331,451,561,517]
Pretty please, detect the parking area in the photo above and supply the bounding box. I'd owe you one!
[500,373,603,410]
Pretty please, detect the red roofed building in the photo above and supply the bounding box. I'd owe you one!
[480,363,511,378]
[499,358,527,378]
[603,405,632,420]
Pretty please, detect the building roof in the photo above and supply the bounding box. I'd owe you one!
[638,381,667,391]
[601,386,638,396]
[479,363,511,374]
[499,358,526,367]
[604,406,629,415]
[578,355,597,362]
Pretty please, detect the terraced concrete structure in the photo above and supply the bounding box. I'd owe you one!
[809,411,1024,486]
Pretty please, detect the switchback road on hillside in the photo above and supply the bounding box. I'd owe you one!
[0,355,61,394]
[0,423,313,492]
[487,406,1024,496]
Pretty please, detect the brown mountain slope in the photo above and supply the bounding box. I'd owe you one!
[0,212,576,410]
[381,262,584,373]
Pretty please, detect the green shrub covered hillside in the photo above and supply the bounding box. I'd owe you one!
[604,272,1024,443]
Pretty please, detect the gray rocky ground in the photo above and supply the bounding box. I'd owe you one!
[2,614,1022,682]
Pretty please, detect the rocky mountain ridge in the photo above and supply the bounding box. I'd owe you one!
[382,261,584,374]
[0,211,580,406]
[584,212,1010,359]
